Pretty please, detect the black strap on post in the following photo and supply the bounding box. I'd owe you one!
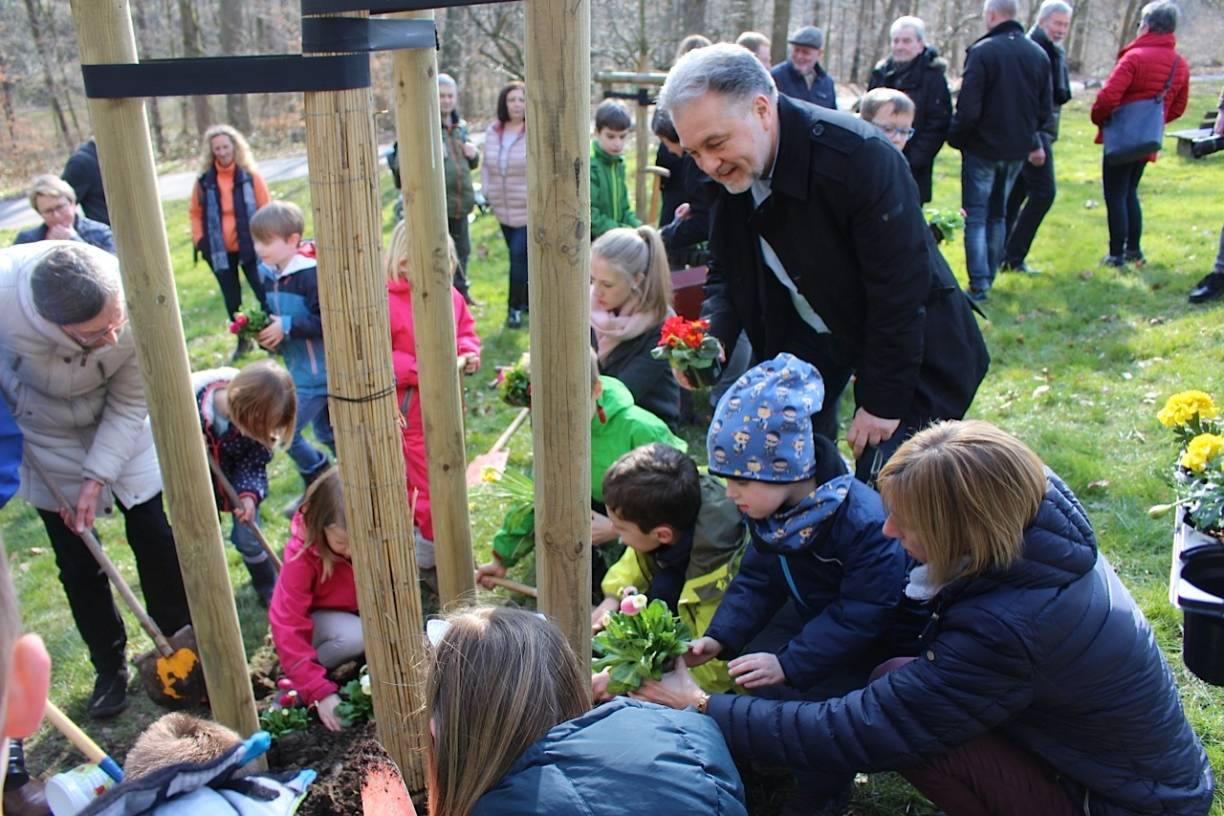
[301,16,436,53]
[302,0,508,12]
[82,54,372,99]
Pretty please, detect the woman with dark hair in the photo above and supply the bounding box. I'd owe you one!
[640,420,1214,815]
[482,82,529,328]
[189,124,270,357]
[1091,0,1189,268]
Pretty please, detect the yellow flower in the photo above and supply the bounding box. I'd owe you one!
[1181,434,1224,474]
[481,467,502,483]
[1158,391,1219,428]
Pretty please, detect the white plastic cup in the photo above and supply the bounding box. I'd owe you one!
[45,763,115,816]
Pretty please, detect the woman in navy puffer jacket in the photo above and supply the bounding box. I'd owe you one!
[641,421,1213,816]
[426,606,746,816]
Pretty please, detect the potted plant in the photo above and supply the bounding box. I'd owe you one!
[593,587,692,694]
[650,316,722,388]
[495,353,532,408]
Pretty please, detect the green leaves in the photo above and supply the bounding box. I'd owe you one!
[335,665,375,728]
[259,704,311,740]
[593,598,691,695]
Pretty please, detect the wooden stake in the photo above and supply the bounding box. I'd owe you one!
[634,57,651,219]
[525,0,593,672]
[68,0,260,747]
[301,9,427,788]
[391,10,476,606]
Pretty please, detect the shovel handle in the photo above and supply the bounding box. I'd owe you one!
[483,575,538,598]
[490,408,530,454]
[24,453,175,657]
[205,457,283,570]
[44,700,125,782]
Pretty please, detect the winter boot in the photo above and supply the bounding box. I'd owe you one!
[246,557,280,608]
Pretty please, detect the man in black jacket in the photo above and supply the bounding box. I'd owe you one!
[659,44,989,483]
[949,0,1052,300]
[1003,0,1073,275]
[867,16,952,204]
[61,138,108,226]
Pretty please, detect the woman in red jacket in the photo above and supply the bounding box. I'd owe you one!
[1090,1,1189,268]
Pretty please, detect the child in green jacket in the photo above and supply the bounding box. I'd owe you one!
[594,444,748,694]
[475,365,685,587]
[590,101,641,238]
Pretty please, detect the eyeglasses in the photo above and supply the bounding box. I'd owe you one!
[63,316,129,346]
[874,124,916,139]
[38,200,74,219]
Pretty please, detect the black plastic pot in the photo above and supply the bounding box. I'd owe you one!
[1180,544,1224,686]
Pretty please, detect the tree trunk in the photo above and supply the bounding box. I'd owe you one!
[873,0,906,75]
[219,0,252,133]
[178,0,213,136]
[22,0,74,151]
[771,0,793,66]
[0,55,16,144]
[440,5,465,85]
[1118,0,1142,53]
[849,1,877,86]
[130,1,166,158]
[679,0,704,38]
[731,0,754,34]
[1065,0,1092,73]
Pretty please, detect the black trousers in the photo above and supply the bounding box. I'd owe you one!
[207,251,268,320]
[1102,158,1148,257]
[1004,145,1057,266]
[38,492,191,677]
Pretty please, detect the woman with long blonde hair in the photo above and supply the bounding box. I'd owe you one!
[640,420,1213,815]
[590,225,679,426]
[189,124,270,358]
[425,605,746,816]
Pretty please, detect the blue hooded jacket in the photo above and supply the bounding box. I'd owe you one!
[705,475,1214,816]
[0,396,21,509]
[472,698,747,816]
[261,248,327,395]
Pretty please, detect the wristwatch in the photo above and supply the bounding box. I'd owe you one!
[696,691,711,715]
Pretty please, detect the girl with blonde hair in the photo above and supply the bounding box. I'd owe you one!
[425,605,746,815]
[189,124,270,358]
[590,225,680,426]
[640,420,1213,815]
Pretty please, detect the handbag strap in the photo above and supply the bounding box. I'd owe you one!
[1157,55,1180,100]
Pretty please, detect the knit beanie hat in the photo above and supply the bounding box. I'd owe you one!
[707,353,825,483]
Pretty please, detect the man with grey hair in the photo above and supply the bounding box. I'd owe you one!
[948,0,1052,300]
[1002,0,1073,274]
[659,44,987,491]
[438,72,478,304]
[771,25,836,109]
[0,241,191,721]
[867,15,952,203]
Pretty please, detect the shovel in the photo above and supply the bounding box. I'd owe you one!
[482,575,538,599]
[43,700,124,783]
[465,407,529,487]
[205,457,283,570]
[24,454,206,708]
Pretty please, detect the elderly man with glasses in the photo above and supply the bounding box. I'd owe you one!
[0,241,191,721]
[14,174,115,254]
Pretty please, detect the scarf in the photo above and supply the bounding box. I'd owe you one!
[750,474,853,553]
[590,286,660,363]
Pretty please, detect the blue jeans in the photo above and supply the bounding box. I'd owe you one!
[287,389,335,482]
[500,223,529,311]
[231,507,266,563]
[962,151,1023,291]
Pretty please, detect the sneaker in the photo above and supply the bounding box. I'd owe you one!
[1001,260,1041,275]
[1123,250,1146,267]
[506,308,523,329]
[87,669,129,719]
[1101,255,1125,268]
[1189,272,1224,304]
[231,335,252,363]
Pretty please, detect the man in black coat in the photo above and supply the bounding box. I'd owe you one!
[771,26,837,110]
[61,138,109,226]
[1003,0,1073,274]
[867,16,952,204]
[659,44,989,482]
[948,0,1052,301]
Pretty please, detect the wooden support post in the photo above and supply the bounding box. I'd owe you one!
[301,9,427,787]
[68,0,260,745]
[391,9,475,606]
[633,59,651,219]
[525,0,593,670]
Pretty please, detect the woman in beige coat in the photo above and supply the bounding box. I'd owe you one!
[0,241,190,720]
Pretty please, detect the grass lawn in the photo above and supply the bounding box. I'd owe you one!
[2,88,1222,813]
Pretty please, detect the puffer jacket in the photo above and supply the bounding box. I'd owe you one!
[472,698,747,816]
[442,111,479,220]
[0,242,162,515]
[603,473,749,692]
[261,244,327,395]
[1091,31,1190,162]
[704,438,913,690]
[706,474,1215,816]
[482,121,528,228]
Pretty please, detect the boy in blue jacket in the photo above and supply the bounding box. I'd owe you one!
[688,353,912,693]
[251,202,335,506]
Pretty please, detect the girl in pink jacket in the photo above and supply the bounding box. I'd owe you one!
[385,220,481,576]
[268,468,359,731]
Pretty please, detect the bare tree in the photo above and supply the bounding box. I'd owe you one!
[219,0,252,133]
[178,0,214,137]
[21,0,74,151]
[731,0,755,33]
[468,5,526,80]
[132,0,166,158]
[772,0,794,65]
[679,0,706,39]
[0,55,15,144]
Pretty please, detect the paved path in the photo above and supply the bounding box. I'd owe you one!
[0,147,389,232]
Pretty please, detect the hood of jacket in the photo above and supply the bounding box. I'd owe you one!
[688,473,749,578]
[473,698,746,816]
[268,248,315,281]
[595,374,635,425]
[874,46,946,86]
